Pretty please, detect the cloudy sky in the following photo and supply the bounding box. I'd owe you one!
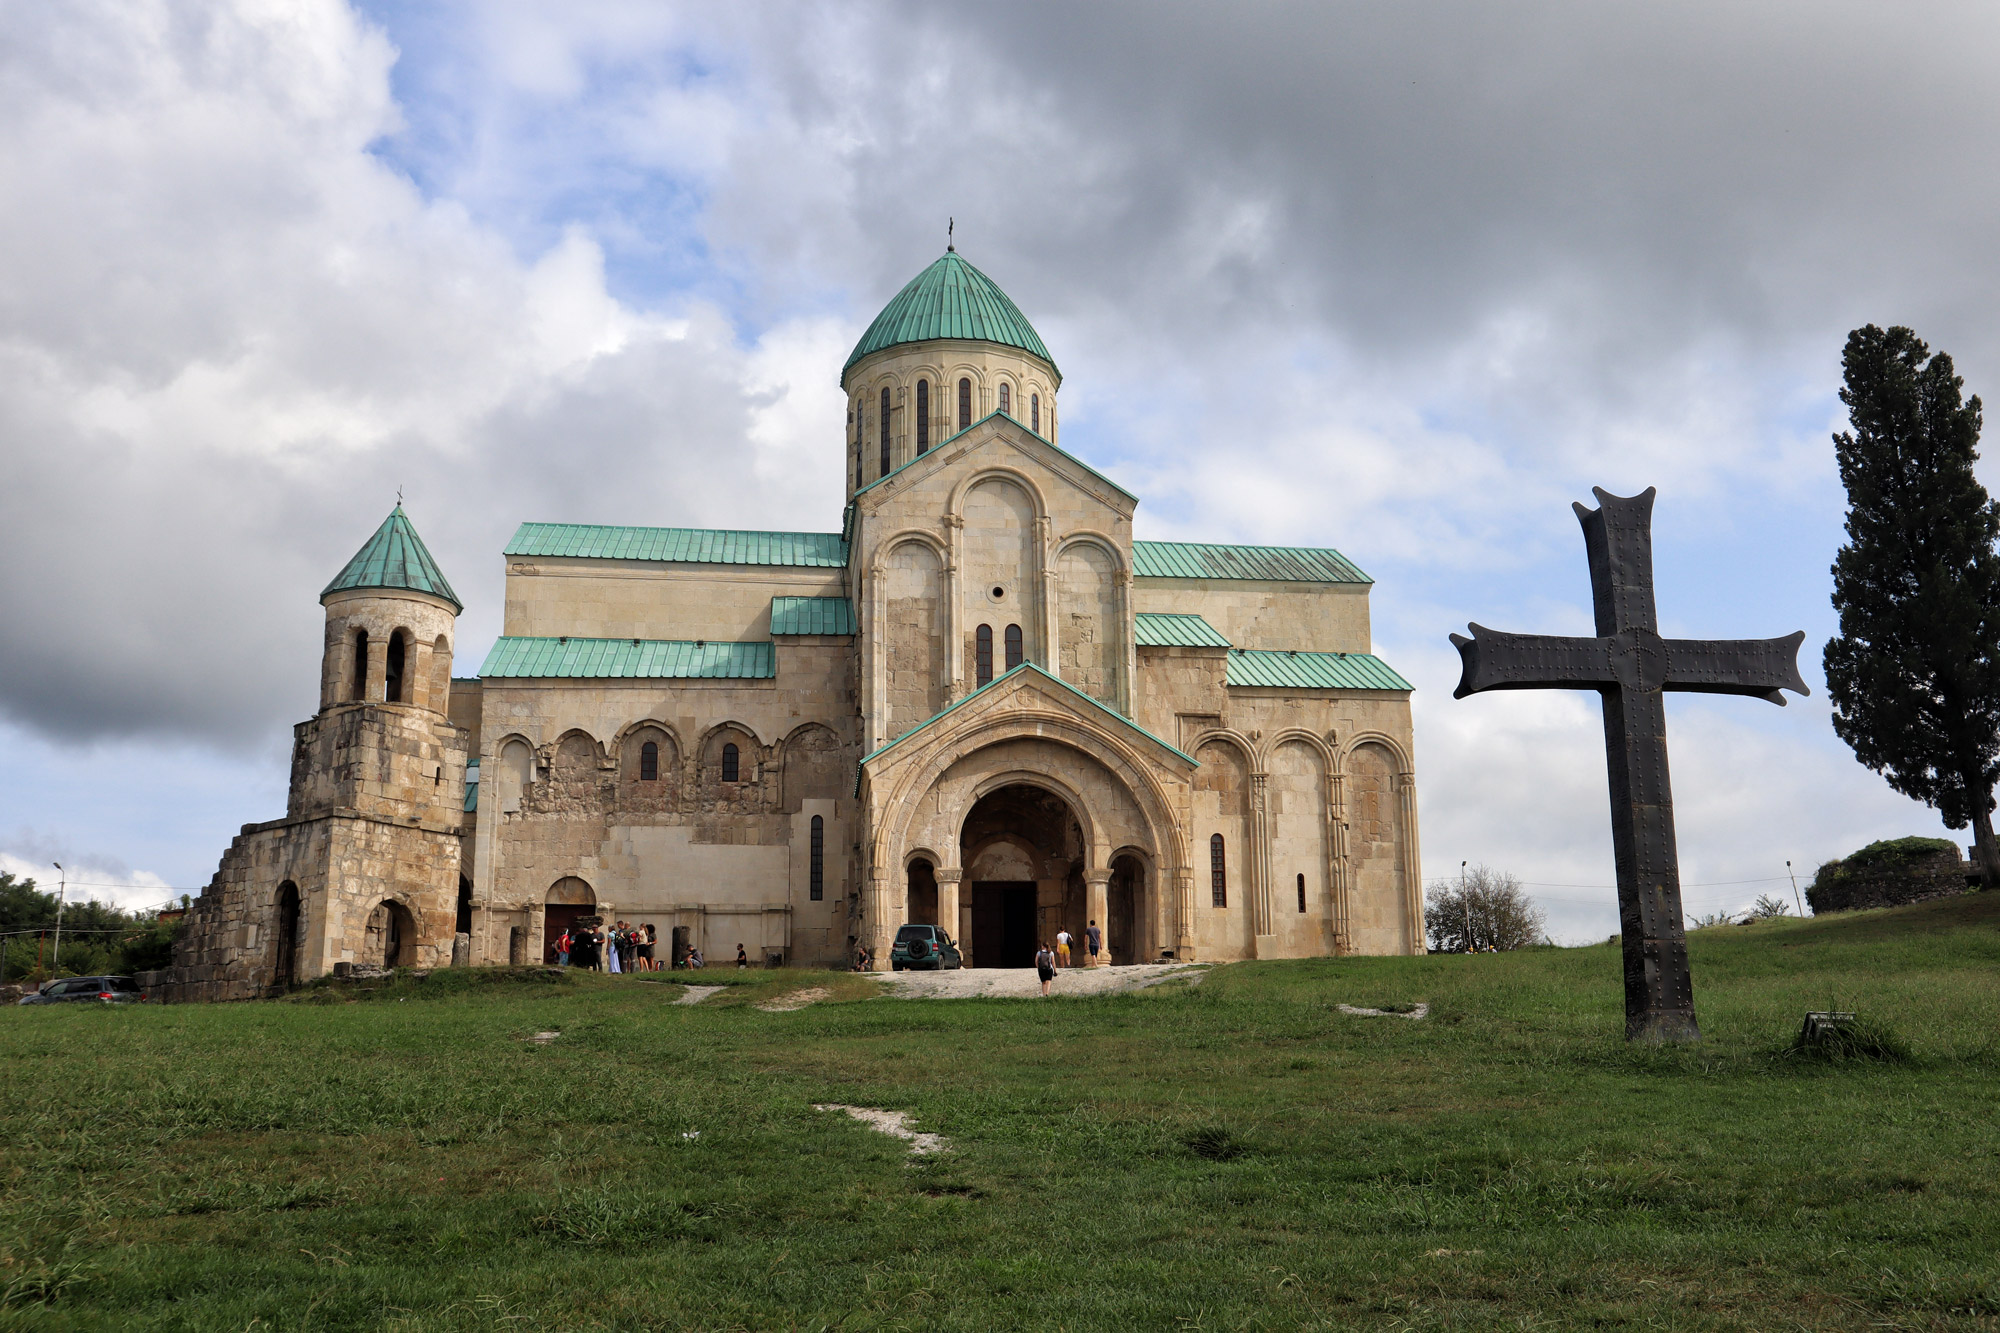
[5,0,1997,939]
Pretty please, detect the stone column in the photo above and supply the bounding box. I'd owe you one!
[1036,514,1057,667]
[944,513,964,702]
[1085,867,1111,966]
[1396,772,1424,955]
[1176,866,1196,960]
[1117,567,1137,717]
[1250,771,1277,957]
[365,635,389,703]
[865,867,892,970]
[937,866,963,951]
[1328,771,1351,955]
[409,640,433,710]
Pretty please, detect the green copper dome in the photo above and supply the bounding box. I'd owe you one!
[321,506,462,612]
[843,250,1058,382]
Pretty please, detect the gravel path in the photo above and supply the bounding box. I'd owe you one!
[874,962,1205,999]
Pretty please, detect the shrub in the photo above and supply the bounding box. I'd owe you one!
[1747,894,1794,920]
[1841,836,1958,871]
[1424,866,1546,952]
[1783,1014,1911,1064]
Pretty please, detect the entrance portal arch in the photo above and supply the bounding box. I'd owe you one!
[543,876,595,966]
[960,782,1081,968]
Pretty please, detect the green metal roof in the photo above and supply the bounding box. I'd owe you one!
[1133,612,1231,648]
[321,506,463,611]
[505,523,848,568]
[1225,649,1413,691]
[770,596,856,636]
[843,250,1058,381]
[1131,540,1370,585]
[478,637,776,680]
[859,661,1196,773]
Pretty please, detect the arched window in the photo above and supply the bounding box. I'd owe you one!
[384,632,406,703]
[998,383,1010,416]
[958,377,971,430]
[639,741,659,782]
[975,625,994,687]
[1004,623,1023,671]
[1210,834,1227,908]
[879,387,892,477]
[722,742,740,783]
[1031,393,1040,434]
[350,629,369,701]
[810,815,825,901]
[916,379,930,454]
[1298,873,1307,913]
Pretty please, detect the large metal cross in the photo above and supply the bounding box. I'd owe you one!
[1450,487,1808,1042]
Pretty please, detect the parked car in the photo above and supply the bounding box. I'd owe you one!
[18,975,146,1005]
[889,924,962,971]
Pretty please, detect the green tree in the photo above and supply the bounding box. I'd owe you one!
[1423,865,1545,952]
[1825,325,2000,887]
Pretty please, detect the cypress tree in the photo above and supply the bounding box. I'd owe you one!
[1825,324,2000,887]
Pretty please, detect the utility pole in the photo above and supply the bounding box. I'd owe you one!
[1461,860,1469,952]
[1786,860,1805,918]
[51,862,66,974]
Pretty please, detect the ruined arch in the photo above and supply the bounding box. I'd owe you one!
[780,723,843,810]
[617,721,680,813]
[271,881,302,991]
[364,899,417,969]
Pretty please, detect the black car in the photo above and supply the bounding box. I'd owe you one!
[18,975,146,1005]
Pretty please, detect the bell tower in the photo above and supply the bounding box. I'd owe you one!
[171,504,473,1000]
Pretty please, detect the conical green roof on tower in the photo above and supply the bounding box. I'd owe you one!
[320,506,462,612]
[843,249,1057,383]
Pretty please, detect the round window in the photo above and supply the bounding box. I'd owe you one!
[990,585,1006,601]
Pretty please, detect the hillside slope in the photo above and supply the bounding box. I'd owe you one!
[1,894,1994,1331]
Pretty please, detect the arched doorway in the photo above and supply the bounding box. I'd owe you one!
[907,859,938,925]
[365,900,417,968]
[960,783,1083,968]
[272,882,301,990]
[543,877,595,965]
[1109,854,1145,965]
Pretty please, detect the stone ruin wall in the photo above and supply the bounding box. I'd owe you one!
[1807,848,1975,914]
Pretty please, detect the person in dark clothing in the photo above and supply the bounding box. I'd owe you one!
[736,943,748,969]
[1085,919,1103,966]
[1035,942,1057,996]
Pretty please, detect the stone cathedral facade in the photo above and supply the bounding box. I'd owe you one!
[171,249,1423,999]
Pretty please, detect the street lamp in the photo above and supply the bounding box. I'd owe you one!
[51,862,66,973]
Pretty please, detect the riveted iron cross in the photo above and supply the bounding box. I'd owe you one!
[1451,487,1808,1043]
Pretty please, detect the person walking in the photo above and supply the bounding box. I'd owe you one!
[1085,919,1103,967]
[1035,941,1057,997]
[1055,928,1072,968]
[735,943,748,969]
[555,929,571,968]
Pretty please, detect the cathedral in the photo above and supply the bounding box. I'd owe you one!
[169,248,1423,999]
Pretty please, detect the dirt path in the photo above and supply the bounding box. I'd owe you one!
[874,961,1205,1000]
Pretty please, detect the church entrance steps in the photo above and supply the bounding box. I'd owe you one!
[875,960,1205,1000]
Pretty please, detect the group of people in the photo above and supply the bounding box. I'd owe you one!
[554,921,661,973]
[1036,920,1104,995]
[552,921,747,972]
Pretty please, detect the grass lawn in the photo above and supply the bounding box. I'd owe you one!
[2,897,1997,1332]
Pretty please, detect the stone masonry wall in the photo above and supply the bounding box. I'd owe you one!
[1807,849,1973,913]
